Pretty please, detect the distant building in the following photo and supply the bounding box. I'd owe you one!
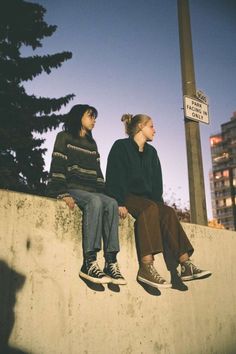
[210,112,236,230]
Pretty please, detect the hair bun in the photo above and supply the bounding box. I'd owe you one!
[121,113,133,124]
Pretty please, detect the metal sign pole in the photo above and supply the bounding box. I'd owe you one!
[177,0,208,225]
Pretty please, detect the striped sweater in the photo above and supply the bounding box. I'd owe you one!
[46,131,105,198]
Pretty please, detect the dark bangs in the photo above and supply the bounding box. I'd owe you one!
[87,106,98,119]
[63,104,98,138]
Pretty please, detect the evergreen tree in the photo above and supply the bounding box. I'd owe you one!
[0,0,75,194]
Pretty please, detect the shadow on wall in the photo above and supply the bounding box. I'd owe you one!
[0,260,30,354]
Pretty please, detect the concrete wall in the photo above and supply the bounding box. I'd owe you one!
[0,189,236,354]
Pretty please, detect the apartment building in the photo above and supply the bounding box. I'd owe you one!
[210,112,236,230]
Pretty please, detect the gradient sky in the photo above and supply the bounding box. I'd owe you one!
[23,0,236,218]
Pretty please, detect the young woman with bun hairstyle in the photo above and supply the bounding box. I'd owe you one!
[105,113,211,290]
[47,104,126,285]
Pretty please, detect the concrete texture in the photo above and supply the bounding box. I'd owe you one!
[0,189,236,354]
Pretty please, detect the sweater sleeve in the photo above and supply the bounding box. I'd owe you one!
[105,141,128,206]
[152,149,164,203]
[46,132,71,199]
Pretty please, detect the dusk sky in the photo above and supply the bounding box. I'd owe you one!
[23,0,236,218]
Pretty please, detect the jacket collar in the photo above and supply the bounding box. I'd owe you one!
[129,137,148,153]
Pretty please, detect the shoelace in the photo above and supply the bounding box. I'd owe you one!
[88,261,104,276]
[185,260,201,273]
[148,264,166,284]
[109,262,122,276]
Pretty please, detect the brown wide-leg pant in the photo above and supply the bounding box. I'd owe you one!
[125,194,194,266]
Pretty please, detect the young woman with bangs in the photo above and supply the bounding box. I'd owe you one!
[47,104,126,285]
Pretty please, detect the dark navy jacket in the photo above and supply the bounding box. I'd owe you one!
[105,138,163,206]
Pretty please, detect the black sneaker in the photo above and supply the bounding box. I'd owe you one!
[80,261,111,284]
[104,262,127,285]
[181,260,212,281]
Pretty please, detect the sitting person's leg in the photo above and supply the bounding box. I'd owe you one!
[96,193,126,285]
[68,189,111,284]
[158,203,211,281]
[125,194,171,289]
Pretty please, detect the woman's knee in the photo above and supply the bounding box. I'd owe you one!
[161,204,177,218]
[148,201,159,210]
[109,197,118,208]
[142,201,160,216]
[87,195,102,209]
[104,196,118,212]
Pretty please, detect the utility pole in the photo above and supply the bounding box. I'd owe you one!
[177,0,208,225]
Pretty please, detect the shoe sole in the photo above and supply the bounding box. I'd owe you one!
[79,271,112,284]
[181,270,212,281]
[137,275,172,289]
[110,278,127,285]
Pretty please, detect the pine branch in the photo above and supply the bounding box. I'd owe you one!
[0,52,73,81]
[29,94,75,114]
[0,0,57,49]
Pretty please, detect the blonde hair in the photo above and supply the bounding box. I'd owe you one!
[121,113,151,137]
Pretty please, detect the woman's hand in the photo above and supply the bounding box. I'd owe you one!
[62,196,76,210]
[118,206,128,219]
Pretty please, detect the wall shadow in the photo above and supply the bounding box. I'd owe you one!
[0,260,30,354]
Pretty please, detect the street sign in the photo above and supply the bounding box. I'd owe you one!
[183,96,209,124]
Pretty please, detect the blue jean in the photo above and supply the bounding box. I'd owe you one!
[68,189,120,256]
